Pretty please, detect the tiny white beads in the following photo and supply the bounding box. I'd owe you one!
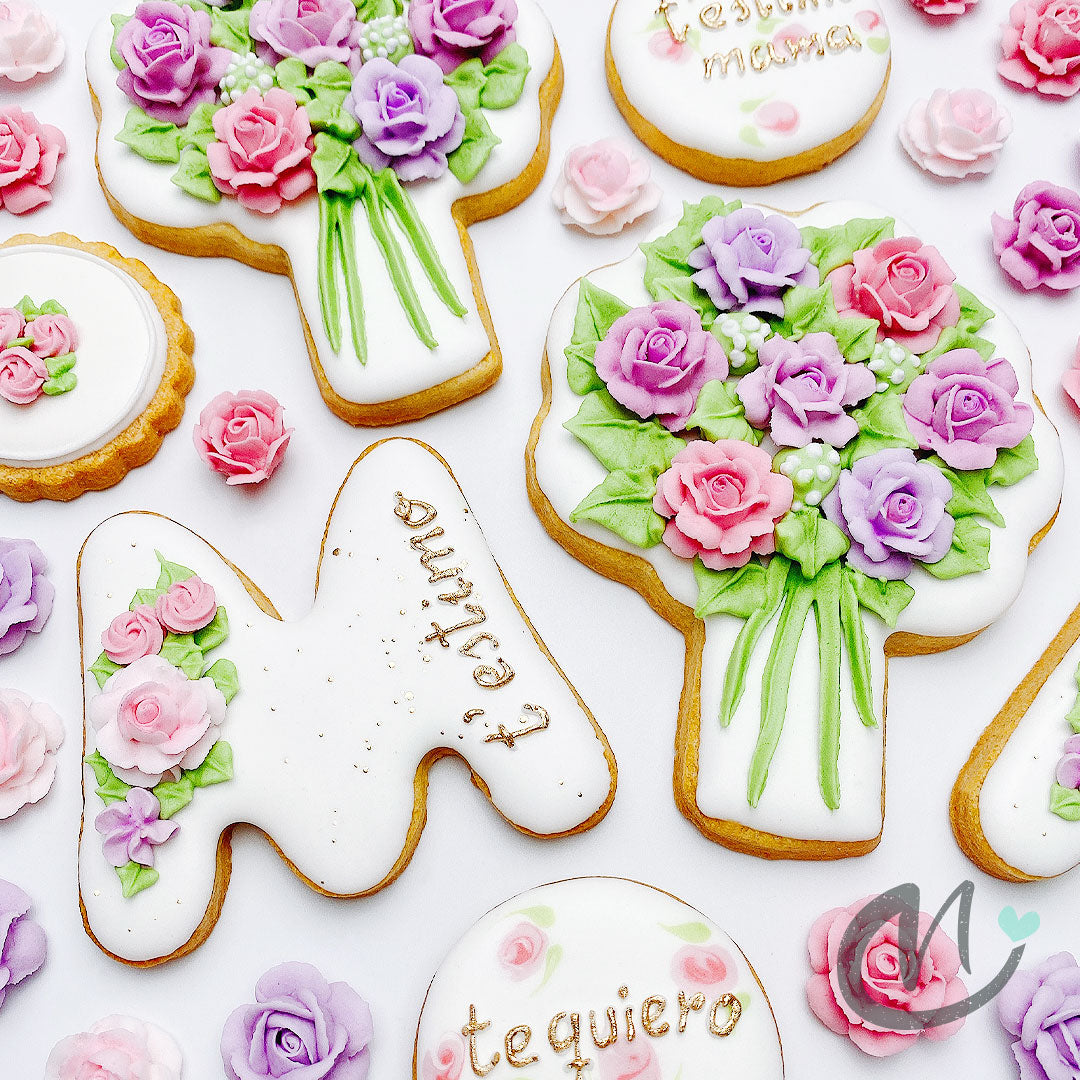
[805,490,823,507]
[826,448,840,465]
[796,467,815,485]
[731,332,747,350]
[805,443,823,459]
[779,456,798,476]
[815,463,832,481]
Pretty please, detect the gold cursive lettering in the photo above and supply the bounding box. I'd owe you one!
[708,993,742,1037]
[703,47,745,77]
[825,23,861,50]
[505,1025,537,1068]
[699,1,725,28]
[655,0,687,42]
[462,1006,500,1077]
[588,1007,617,1048]
[677,991,706,1033]
[786,32,824,58]
[394,492,436,528]
[642,996,669,1037]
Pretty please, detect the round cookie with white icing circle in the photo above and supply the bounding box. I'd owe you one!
[87,0,562,427]
[606,0,892,185]
[0,233,193,502]
[527,197,1062,861]
[77,437,616,966]
[414,877,783,1080]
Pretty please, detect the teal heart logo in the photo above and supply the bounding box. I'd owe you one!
[998,906,1040,942]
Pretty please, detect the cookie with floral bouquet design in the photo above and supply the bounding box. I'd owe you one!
[606,0,891,186]
[528,198,1063,860]
[88,0,562,427]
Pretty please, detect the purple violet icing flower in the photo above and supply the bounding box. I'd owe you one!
[687,207,819,316]
[115,1,231,126]
[998,952,1080,1080]
[0,878,46,1011]
[737,332,876,447]
[902,350,1034,471]
[94,788,179,868]
[0,538,53,657]
[349,54,465,181]
[249,0,360,73]
[408,0,519,75]
[823,448,955,580]
[1056,734,1080,790]
[593,300,728,431]
[992,181,1080,292]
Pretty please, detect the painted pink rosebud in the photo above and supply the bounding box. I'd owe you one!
[422,1034,466,1080]
[648,30,689,61]
[854,9,882,30]
[193,389,292,485]
[0,345,45,404]
[672,944,737,989]
[497,921,547,980]
[154,577,216,634]
[754,101,799,134]
[26,313,77,358]
[999,0,1080,98]
[100,605,164,665]
[0,105,65,214]
[597,1041,660,1080]
[0,307,24,346]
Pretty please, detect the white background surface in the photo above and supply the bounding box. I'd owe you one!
[2,0,1080,1076]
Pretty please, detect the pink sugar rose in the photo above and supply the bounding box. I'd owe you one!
[1000,0,1080,98]
[0,105,65,214]
[654,441,793,571]
[45,1015,183,1080]
[593,300,728,431]
[497,920,547,980]
[422,1034,467,1080]
[207,87,315,215]
[0,307,23,346]
[0,346,45,404]
[912,0,978,14]
[26,312,77,358]
[154,576,217,633]
[552,139,661,236]
[0,688,63,820]
[89,653,226,787]
[673,944,736,989]
[828,237,960,354]
[193,388,293,485]
[807,895,968,1057]
[597,1041,660,1080]
[993,181,1080,291]
[100,605,164,665]
[0,0,65,84]
[899,88,1012,179]
[1063,337,1080,410]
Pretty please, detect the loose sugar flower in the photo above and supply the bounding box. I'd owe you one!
[408,0,518,75]
[0,689,62,819]
[552,139,661,236]
[193,389,292,485]
[1063,337,1080,410]
[0,105,65,214]
[249,0,360,72]
[45,1016,182,1080]
[0,878,45,1010]
[0,537,53,656]
[992,181,1080,291]
[911,0,978,14]
[899,89,1011,179]
[95,787,178,867]
[0,0,65,83]
[998,952,1080,1079]
[999,0,1080,98]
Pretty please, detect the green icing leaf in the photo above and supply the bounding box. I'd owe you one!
[778,283,878,363]
[740,96,769,113]
[685,380,762,444]
[569,469,666,548]
[85,751,132,805]
[116,107,183,164]
[536,944,563,993]
[14,295,37,318]
[210,5,253,52]
[926,456,1005,527]
[44,352,76,377]
[1050,783,1080,822]
[90,652,122,690]
[312,132,369,198]
[130,587,164,610]
[847,568,914,628]
[204,658,240,703]
[305,62,361,138]
[920,326,995,364]
[178,102,220,153]
[160,634,205,681]
[571,280,631,346]
[563,390,684,474]
[275,56,310,100]
[738,125,765,149]
[172,146,222,203]
[194,606,229,651]
[353,0,403,17]
[188,741,234,787]
[841,392,918,466]
[660,921,711,944]
[775,511,849,579]
[513,905,555,928]
[445,59,487,114]
[988,435,1039,488]
[117,862,159,899]
[954,285,994,335]
[7,336,32,348]
[448,108,500,184]
[152,775,195,819]
[694,560,768,620]
[110,13,131,70]
[480,43,530,109]
[155,552,196,589]
[36,299,67,315]
[921,516,991,580]
[42,370,77,396]
[800,218,895,278]
[564,342,604,396]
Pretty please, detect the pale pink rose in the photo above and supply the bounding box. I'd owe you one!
[754,100,799,134]
[89,654,226,787]
[900,89,1011,179]
[773,22,812,49]
[597,1041,660,1080]
[497,920,547,980]
[1063,336,1080,410]
[648,29,689,61]
[552,139,661,237]
[999,0,1080,98]
[653,440,793,571]
[912,0,978,14]
[45,1015,182,1080]
[0,307,24,346]
[100,605,164,665]
[26,313,77,358]
[0,345,45,404]
[154,577,217,634]
[0,0,65,83]
[673,943,737,989]
[0,689,63,819]
[207,87,315,214]
[0,105,65,214]
[422,1034,467,1080]
[855,9,882,30]
[193,389,292,485]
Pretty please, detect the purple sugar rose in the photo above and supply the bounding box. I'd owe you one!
[998,952,1080,1080]
[0,538,53,657]
[737,332,876,447]
[115,1,231,126]
[249,0,360,73]
[1057,734,1080,790]
[408,0,518,75]
[0,878,46,1011]
[687,207,819,317]
[823,448,954,580]
[902,350,1034,471]
[592,300,728,430]
[95,788,179,868]
[993,181,1080,292]
[221,962,374,1080]
[349,54,465,181]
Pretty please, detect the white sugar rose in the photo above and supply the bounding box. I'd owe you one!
[0,688,63,818]
[899,88,1012,179]
[0,0,64,83]
[552,139,661,236]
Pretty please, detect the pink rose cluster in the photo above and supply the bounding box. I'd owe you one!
[0,303,78,405]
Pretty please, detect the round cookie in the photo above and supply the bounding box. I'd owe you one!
[414,877,784,1079]
[0,234,193,502]
[606,0,892,185]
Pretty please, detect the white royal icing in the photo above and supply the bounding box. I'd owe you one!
[530,200,1064,850]
[0,245,166,469]
[78,439,615,963]
[415,877,784,1079]
[85,3,556,413]
[608,0,890,165]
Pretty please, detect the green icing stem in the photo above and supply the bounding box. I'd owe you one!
[840,569,877,728]
[318,194,343,353]
[374,169,467,318]
[334,197,368,365]
[747,578,814,808]
[813,564,843,811]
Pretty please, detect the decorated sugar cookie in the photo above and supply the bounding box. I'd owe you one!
[87,0,562,426]
[415,877,783,1079]
[78,438,615,965]
[0,234,194,502]
[606,0,891,186]
[527,198,1062,860]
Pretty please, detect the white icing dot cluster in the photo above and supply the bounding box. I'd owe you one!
[715,311,770,374]
[359,15,413,63]
[219,51,276,105]
[775,442,842,513]
[867,337,924,394]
